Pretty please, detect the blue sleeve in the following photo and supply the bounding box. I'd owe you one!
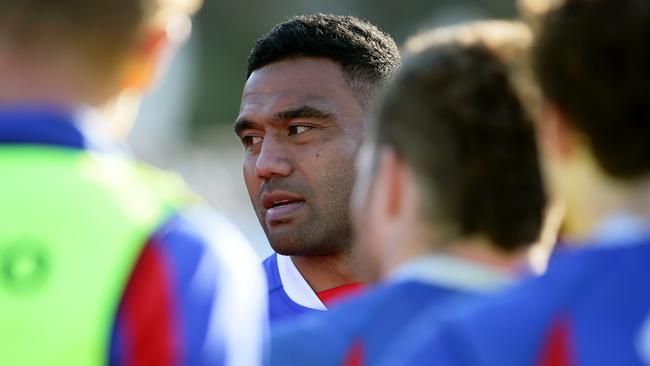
[110,209,268,366]
[109,214,224,365]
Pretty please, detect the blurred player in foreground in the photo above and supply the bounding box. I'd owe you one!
[0,1,266,365]
[234,14,400,322]
[270,20,552,366]
[400,0,650,364]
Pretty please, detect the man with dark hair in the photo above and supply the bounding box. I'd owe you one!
[0,1,266,365]
[400,0,650,365]
[269,20,551,366]
[234,14,400,322]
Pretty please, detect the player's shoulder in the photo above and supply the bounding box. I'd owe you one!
[165,206,268,366]
[177,206,264,282]
[324,280,456,326]
[424,244,650,366]
[271,281,459,366]
[269,284,390,365]
[150,205,266,311]
[450,247,615,334]
[473,243,642,313]
[271,299,365,366]
[155,207,254,261]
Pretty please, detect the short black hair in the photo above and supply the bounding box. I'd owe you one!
[531,0,650,179]
[376,22,546,252]
[246,13,400,106]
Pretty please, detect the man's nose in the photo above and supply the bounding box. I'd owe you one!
[255,135,293,180]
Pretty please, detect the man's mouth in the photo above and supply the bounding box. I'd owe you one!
[270,199,300,208]
[261,192,306,224]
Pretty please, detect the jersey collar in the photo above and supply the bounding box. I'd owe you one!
[0,104,122,153]
[390,254,514,293]
[591,212,650,247]
[276,254,327,310]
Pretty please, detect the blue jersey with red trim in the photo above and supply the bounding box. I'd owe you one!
[401,239,650,366]
[263,253,322,322]
[271,280,477,366]
[0,106,268,366]
[109,214,225,366]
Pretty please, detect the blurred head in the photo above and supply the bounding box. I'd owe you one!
[235,14,400,256]
[520,0,650,224]
[353,21,547,280]
[0,0,201,125]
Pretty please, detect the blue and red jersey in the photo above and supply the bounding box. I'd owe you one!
[270,255,511,366]
[400,233,650,366]
[109,213,229,366]
[0,106,268,366]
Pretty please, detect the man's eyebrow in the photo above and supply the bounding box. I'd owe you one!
[232,119,260,136]
[275,106,333,121]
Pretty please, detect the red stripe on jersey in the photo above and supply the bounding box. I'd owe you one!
[317,283,365,307]
[536,317,575,366]
[120,243,181,366]
[343,340,365,366]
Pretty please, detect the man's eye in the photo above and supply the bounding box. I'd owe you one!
[288,125,313,136]
[242,136,262,147]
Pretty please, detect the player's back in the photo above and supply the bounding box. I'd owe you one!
[403,238,650,366]
[0,107,267,366]
[272,277,480,366]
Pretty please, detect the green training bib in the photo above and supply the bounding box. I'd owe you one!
[0,146,193,366]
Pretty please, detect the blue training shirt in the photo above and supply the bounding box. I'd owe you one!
[400,234,650,366]
[271,255,512,366]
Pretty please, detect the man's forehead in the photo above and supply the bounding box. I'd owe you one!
[247,57,347,85]
[240,90,332,114]
[242,58,351,100]
[238,57,364,122]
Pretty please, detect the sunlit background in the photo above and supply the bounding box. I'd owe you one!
[128,0,518,258]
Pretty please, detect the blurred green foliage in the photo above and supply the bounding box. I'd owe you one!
[189,0,516,135]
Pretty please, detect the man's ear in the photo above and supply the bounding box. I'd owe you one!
[120,28,169,92]
[540,102,576,160]
[376,147,408,219]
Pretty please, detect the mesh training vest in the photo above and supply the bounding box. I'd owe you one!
[0,145,193,365]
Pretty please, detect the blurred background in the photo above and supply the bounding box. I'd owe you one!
[128,0,518,258]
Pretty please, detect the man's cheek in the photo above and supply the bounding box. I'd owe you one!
[243,166,259,202]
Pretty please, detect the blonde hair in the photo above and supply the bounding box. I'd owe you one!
[0,0,201,71]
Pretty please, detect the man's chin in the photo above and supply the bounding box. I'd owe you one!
[270,241,312,256]
[264,221,351,256]
[266,227,306,255]
[268,234,330,257]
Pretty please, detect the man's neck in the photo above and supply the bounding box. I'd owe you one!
[0,48,109,107]
[382,235,526,281]
[563,174,650,242]
[441,239,526,272]
[290,253,360,293]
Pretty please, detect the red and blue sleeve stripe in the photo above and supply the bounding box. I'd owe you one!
[109,214,224,366]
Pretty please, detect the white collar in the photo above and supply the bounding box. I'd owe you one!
[389,254,513,293]
[74,105,129,154]
[276,254,327,310]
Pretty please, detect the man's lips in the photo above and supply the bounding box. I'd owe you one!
[261,191,306,224]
